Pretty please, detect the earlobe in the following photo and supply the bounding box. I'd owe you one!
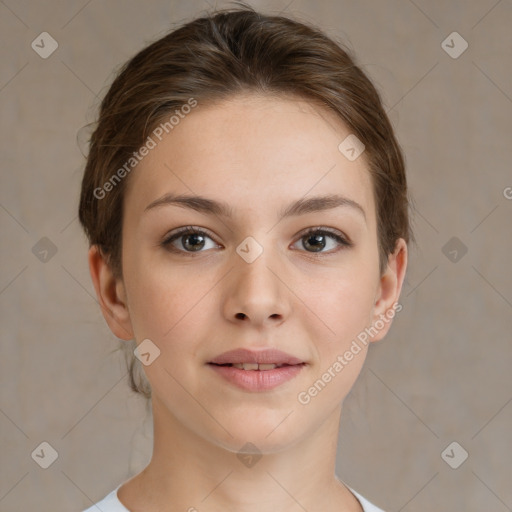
[369,238,408,343]
[88,245,134,340]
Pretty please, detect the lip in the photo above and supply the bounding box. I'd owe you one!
[209,348,304,366]
[208,348,306,392]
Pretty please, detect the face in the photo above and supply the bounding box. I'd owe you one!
[95,93,406,454]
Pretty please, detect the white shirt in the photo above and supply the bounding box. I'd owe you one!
[83,483,385,511]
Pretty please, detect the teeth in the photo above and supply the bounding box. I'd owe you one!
[243,363,259,370]
[231,363,279,370]
[258,364,278,370]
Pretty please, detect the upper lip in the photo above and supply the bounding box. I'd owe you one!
[209,348,304,365]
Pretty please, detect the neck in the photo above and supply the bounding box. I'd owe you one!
[120,397,363,512]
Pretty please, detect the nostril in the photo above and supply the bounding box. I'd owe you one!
[235,312,247,320]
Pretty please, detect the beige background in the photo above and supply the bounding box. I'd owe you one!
[1,1,511,511]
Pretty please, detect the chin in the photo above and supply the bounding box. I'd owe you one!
[213,431,304,456]
[200,410,308,455]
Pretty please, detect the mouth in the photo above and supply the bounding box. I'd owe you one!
[208,347,305,366]
[209,362,303,371]
[207,348,307,391]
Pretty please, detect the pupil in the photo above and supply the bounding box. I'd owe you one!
[305,234,325,252]
[181,233,327,252]
[184,234,205,251]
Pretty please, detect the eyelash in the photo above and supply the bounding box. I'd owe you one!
[161,225,353,256]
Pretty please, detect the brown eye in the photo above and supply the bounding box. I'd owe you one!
[180,232,206,251]
[162,227,219,253]
[294,228,352,254]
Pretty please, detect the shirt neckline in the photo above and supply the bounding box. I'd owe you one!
[110,482,382,511]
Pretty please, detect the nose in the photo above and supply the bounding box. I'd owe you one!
[222,243,291,328]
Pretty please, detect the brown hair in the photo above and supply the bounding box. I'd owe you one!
[79,4,413,398]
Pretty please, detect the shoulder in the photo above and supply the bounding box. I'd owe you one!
[348,486,386,512]
[83,483,385,512]
[82,485,129,512]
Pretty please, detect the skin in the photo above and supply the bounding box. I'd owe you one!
[89,93,407,512]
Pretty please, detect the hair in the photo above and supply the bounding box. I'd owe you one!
[79,3,414,399]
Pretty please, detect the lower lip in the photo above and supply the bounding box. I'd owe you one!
[208,364,305,391]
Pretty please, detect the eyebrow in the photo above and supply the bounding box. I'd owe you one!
[144,193,366,222]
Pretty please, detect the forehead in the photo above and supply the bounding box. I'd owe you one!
[124,93,375,225]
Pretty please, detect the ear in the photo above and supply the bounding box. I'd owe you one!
[369,238,408,343]
[88,245,134,340]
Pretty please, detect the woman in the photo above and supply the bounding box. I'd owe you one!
[79,5,410,511]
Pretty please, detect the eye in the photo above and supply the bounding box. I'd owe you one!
[161,226,352,256]
[292,227,352,254]
[161,226,220,253]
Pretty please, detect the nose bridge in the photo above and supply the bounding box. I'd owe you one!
[224,234,289,325]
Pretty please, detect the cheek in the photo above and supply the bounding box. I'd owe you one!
[122,261,211,393]
[296,277,373,412]
[296,266,376,408]
[123,247,217,352]
[299,262,378,348]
